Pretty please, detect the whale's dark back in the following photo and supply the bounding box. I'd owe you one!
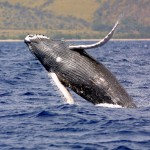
[25,38,136,108]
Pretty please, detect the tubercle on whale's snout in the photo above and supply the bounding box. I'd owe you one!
[24,34,50,43]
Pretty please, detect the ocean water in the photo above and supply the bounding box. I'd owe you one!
[0,40,149,150]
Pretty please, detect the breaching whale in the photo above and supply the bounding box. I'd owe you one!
[24,20,136,108]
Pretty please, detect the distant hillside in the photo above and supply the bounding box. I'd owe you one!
[93,0,150,38]
[0,0,149,39]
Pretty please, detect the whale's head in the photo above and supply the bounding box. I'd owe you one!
[24,34,50,56]
[24,34,63,71]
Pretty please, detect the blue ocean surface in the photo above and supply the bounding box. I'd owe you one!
[0,40,150,150]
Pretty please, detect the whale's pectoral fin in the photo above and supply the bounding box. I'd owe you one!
[69,19,120,50]
[48,72,74,104]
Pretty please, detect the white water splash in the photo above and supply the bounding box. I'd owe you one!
[96,103,123,108]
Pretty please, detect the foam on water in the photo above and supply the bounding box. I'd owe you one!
[96,103,123,108]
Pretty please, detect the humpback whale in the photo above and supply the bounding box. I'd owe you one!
[24,20,136,108]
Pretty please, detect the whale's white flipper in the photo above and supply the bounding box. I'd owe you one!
[69,19,119,50]
[48,72,74,104]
